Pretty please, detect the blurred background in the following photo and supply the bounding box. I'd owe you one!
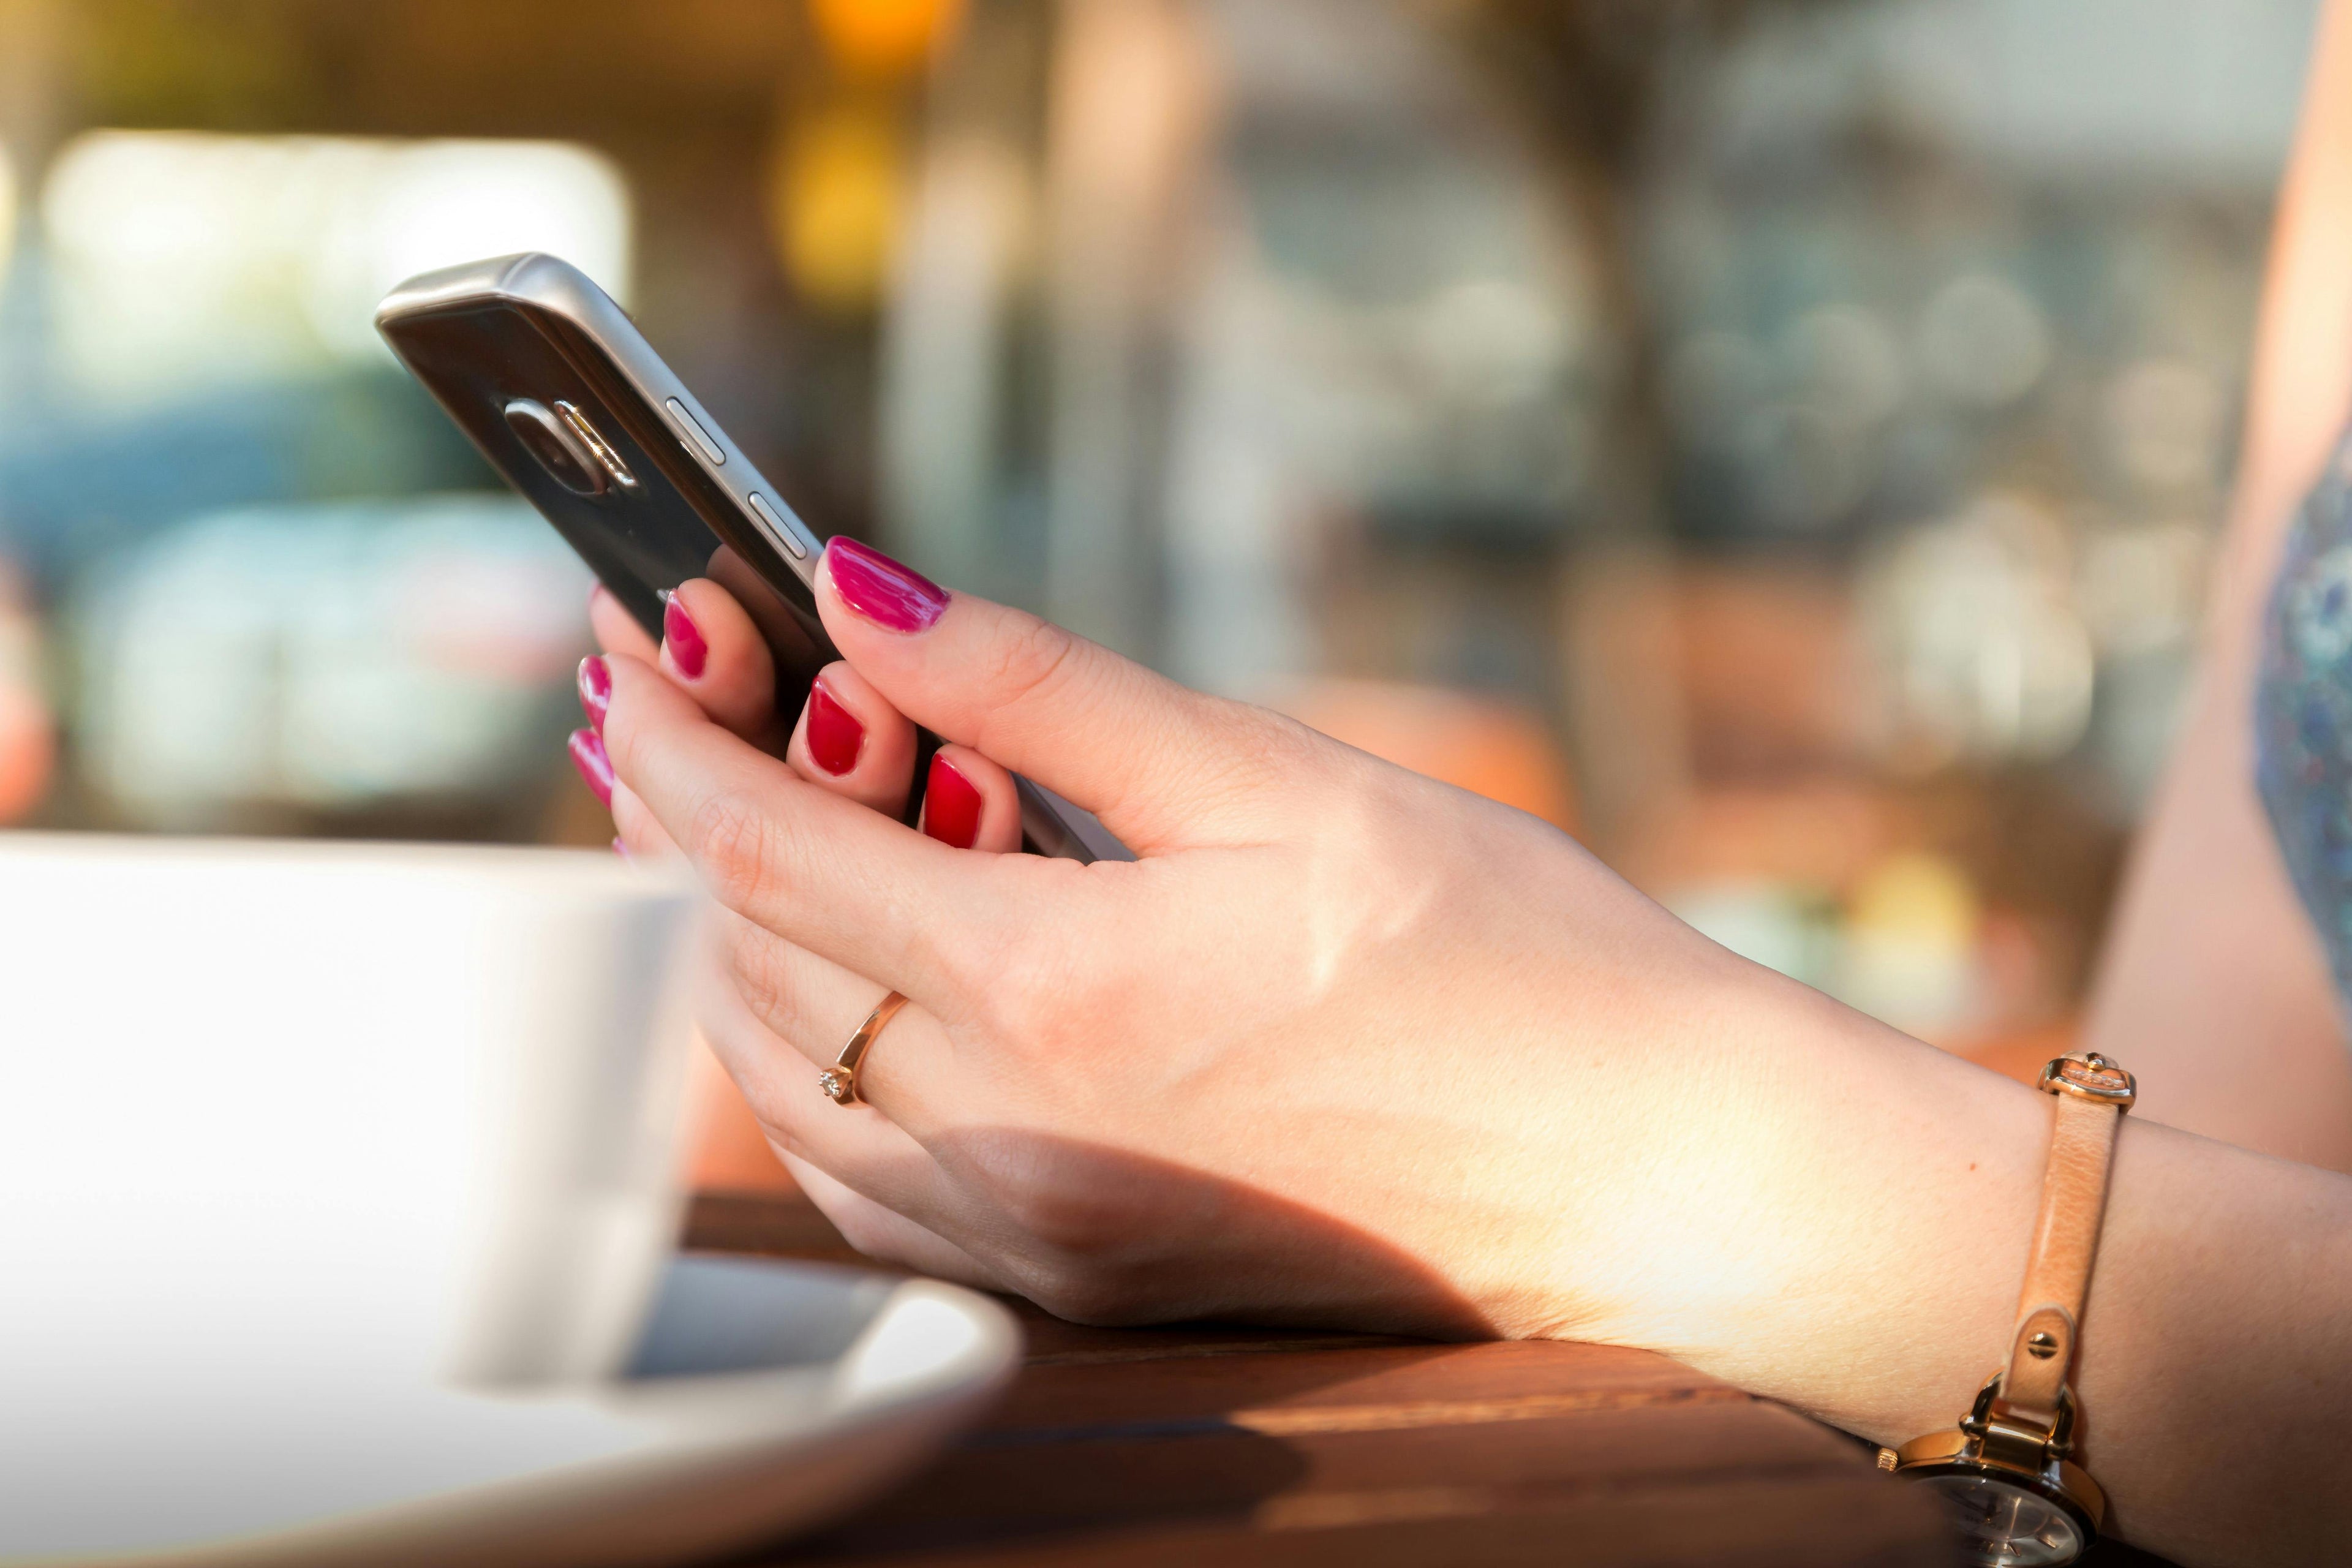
[0,0,2322,1128]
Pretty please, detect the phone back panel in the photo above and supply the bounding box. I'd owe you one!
[378,266,831,715]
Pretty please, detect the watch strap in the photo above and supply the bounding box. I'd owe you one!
[1997,1053,2134,1427]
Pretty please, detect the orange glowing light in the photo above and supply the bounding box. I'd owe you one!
[771,104,902,312]
[807,0,964,78]
[0,684,53,823]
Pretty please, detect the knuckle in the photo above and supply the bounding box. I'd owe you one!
[959,1134,1139,1261]
[826,1201,905,1261]
[995,1178,1108,1254]
[982,614,1084,720]
[968,931,1093,1052]
[1205,704,1322,797]
[745,1108,809,1166]
[912,862,1060,1025]
[937,1132,1174,1329]
[686,787,782,913]
[722,925,811,1041]
[1019,1266,1150,1328]
[919,904,989,992]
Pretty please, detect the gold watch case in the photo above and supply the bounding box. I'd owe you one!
[1882,1374,2105,1567]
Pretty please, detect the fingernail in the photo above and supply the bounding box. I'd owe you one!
[611,836,631,861]
[578,655,611,731]
[568,728,614,807]
[662,591,708,679]
[824,537,948,633]
[922,753,983,849]
[805,679,864,777]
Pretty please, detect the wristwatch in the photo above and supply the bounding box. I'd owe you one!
[1880,1051,2135,1567]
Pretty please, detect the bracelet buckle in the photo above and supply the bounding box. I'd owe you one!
[2037,1052,2136,1110]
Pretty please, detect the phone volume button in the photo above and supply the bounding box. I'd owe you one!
[746,492,807,560]
[664,398,725,466]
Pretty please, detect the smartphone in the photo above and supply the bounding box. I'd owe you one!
[375,252,1125,862]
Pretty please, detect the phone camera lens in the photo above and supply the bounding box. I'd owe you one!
[503,399,606,497]
[555,400,640,492]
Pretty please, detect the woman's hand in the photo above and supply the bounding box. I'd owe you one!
[584,543,2039,1376]
[581,541,2352,1565]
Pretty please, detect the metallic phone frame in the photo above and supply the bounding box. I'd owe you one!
[377,252,1126,864]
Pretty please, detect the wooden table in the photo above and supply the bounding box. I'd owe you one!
[685,1191,1972,1567]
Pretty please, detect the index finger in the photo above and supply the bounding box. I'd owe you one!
[812,540,1291,853]
[600,650,1013,1014]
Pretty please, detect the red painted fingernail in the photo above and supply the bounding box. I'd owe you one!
[578,655,611,731]
[568,728,614,807]
[824,537,948,633]
[922,753,983,849]
[662,592,708,679]
[805,679,864,777]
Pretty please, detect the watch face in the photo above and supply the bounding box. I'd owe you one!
[1921,1472,2086,1566]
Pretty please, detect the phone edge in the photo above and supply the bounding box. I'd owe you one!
[377,253,1131,864]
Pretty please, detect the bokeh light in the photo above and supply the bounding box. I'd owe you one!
[807,0,965,78]
[41,133,631,398]
[772,105,903,313]
[0,0,2321,1071]
[0,143,17,297]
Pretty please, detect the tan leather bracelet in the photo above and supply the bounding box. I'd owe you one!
[1995,1054,2134,1427]
[1882,1050,2135,1567]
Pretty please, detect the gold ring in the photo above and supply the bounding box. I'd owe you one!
[820,990,908,1106]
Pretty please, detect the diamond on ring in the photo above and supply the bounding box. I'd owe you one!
[826,990,910,1109]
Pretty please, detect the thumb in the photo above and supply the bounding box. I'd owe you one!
[813,537,1275,851]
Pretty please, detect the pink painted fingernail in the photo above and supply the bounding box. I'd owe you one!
[611,836,631,861]
[578,655,611,731]
[568,728,615,807]
[922,753,983,849]
[824,537,948,633]
[662,592,708,679]
[805,679,864,777]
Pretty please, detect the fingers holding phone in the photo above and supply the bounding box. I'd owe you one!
[592,577,801,757]
[653,580,791,752]
[591,577,1018,855]
[782,662,1019,851]
[914,745,1022,853]
[783,660,919,820]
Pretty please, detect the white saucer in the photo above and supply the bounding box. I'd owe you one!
[3,1256,1021,1567]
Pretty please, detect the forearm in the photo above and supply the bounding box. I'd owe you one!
[2078,1118,2352,1564]
[1629,980,2352,1566]
[2081,672,2352,1174]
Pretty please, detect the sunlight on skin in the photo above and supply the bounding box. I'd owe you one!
[586,549,2352,1566]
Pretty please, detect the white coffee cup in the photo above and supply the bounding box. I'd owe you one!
[0,834,700,1422]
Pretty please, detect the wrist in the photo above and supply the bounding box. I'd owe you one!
[1561,970,2049,1441]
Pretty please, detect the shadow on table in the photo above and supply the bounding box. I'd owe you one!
[688,1191,1338,1560]
[682,1137,1948,1567]
[679,1131,1521,1564]
[687,1125,1500,1343]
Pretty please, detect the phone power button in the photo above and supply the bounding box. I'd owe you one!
[665,398,725,466]
[747,493,807,560]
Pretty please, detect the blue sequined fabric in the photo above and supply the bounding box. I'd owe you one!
[2256,435,2352,1000]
